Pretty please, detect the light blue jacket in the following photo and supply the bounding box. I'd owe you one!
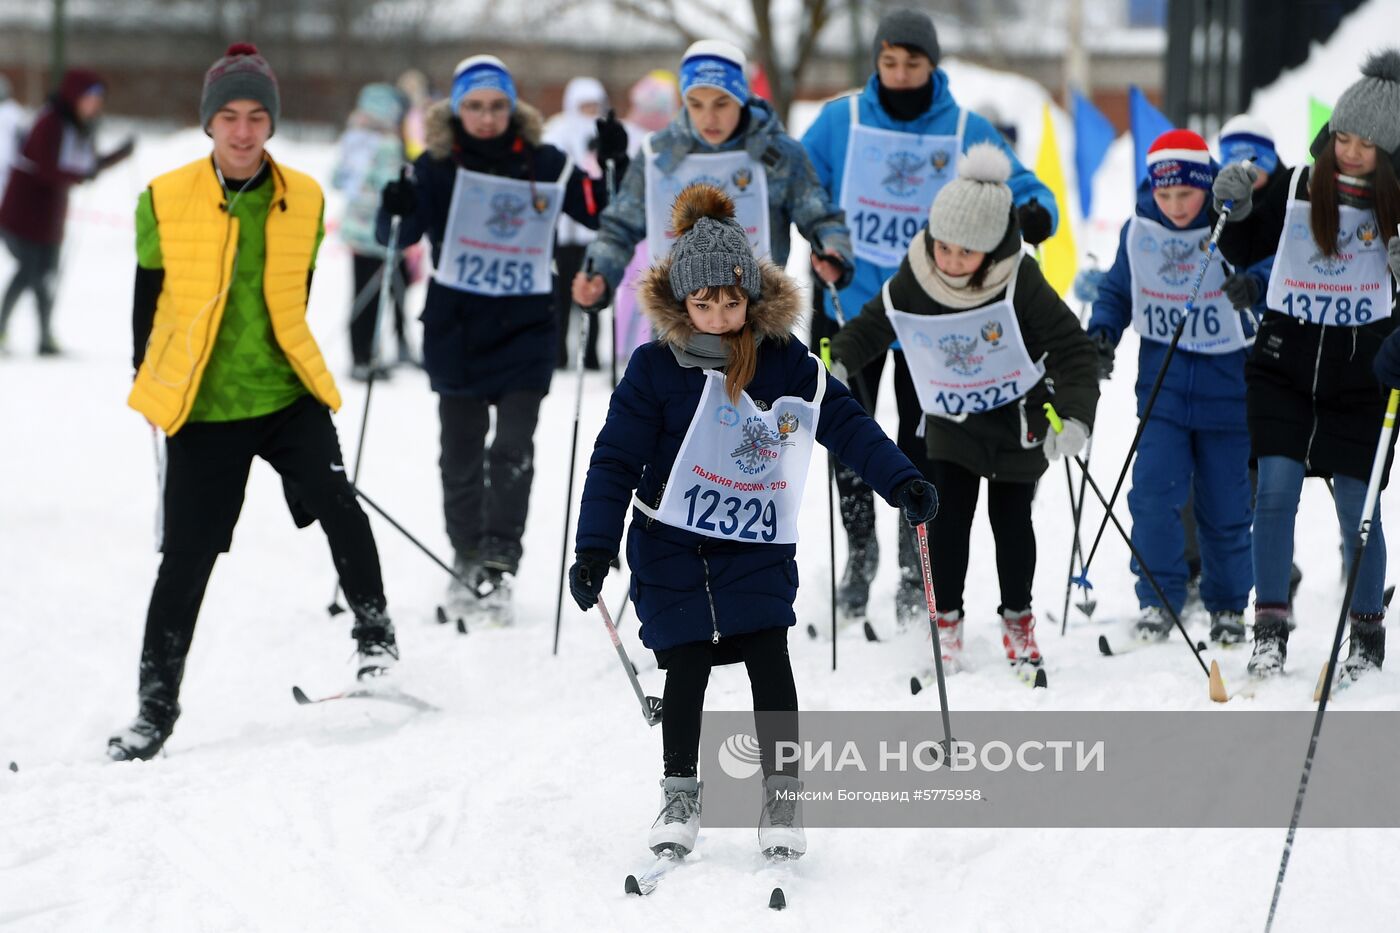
[801,71,1058,325]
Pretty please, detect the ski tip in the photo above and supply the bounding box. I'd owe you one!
[624,875,642,896]
[769,887,786,910]
[435,606,449,625]
[909,676,923,696]
[1196,639,1208,653]
[1033,668,1048,689]
[456,617,469,635]
[1208,659,1228,703]
[862,620,879,642]
[291,685,313,705]
[1097,635,1113,656]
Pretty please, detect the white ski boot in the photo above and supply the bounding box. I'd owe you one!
[758,773,806,859]
[648,776,702,856]
[1133,605,1174,642]
[936,609,965,673]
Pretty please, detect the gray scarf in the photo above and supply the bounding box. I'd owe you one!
[670,332,758,370]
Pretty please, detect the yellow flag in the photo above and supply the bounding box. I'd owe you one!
[1033,103,1077,297]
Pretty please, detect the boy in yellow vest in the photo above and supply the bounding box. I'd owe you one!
[111,44,397,761]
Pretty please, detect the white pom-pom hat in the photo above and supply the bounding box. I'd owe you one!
[928,142,1014,253]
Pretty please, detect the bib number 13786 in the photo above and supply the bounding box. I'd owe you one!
[683,484,778,541]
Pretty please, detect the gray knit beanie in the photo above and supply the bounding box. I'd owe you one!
[1330,49,1400,154]
[927,142,1013,253]
[872,9,940,69]
[200,42,280,136]
[667,184,762,301]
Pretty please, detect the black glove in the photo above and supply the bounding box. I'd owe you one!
[1016,198,1053,246]
[568,550,613,611]
[894,478,939,528]
[1089,330,1115,381]
[595,109,630,168]
[101,135,136,169]
[1373,330,1400,390]
[380,167,417,218]
[1222,273,1261,312]
[815,250,854,290]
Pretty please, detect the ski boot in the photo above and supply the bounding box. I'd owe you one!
[649,776,702,856]
[107,699,177,762]
[936,609,965,673]
[836,538,878,620]
[1133,605,1174,642]
[1000,608,1042,668]
[1209,610,1247,645]
[1337,615,1385,685]
[758,773,806,859]
[352,611,399,680]
[1247,608,1290,678]
[476,567,515,627]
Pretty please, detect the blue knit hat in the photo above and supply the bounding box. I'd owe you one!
[451,55,517,114]
[1218,115,1278,176]
[679,40,748,105]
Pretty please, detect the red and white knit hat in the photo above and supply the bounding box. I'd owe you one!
[1145,129,1215,191]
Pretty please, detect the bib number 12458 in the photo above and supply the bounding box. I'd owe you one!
[683,484,778,541]
[453,255,536,294]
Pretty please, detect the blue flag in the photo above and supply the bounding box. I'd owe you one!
[1072,90,1116,218]
[1129,85,1173,187]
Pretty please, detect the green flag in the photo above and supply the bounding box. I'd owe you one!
[1307,96,1333,161]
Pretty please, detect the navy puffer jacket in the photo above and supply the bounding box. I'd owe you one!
[575,258,922,650]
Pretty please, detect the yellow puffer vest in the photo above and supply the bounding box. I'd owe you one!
[128,156,341,434]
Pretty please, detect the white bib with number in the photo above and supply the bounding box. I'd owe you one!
[644,140,771,260]
[1127,215,1251,354]
[634,361,823,544]
[1265,167,1392,326]
[839,97,965,268]
[886,266,1045,419]
[433,162,569,297]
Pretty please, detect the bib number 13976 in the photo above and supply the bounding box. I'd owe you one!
[683,484,778,541]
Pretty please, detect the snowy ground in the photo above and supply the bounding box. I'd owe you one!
[5,71,1400,932]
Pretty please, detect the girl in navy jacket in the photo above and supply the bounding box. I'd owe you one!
[567,185,935,862]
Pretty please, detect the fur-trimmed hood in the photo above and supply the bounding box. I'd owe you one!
[637,257,803,351]
[424,98,545,159]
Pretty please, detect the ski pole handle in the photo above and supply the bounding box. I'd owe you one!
[1043,402,1064,435]
[819,336,833,370]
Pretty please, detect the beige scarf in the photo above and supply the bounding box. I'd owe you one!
[907,235,1019,309]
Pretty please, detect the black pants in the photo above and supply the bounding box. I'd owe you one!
[927,459,1038,614]
[0,232,60,347]
[658,626,799,779]
[138,396,386,725]
[810,303,934,581]
[349,252,409,366]
[553,242,598,368]
[439,391,544,571]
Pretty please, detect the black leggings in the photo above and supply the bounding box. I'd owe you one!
[928,459,1038,614]
[349,252,408,366]
[659,627,798,779]
[1,232,59,344]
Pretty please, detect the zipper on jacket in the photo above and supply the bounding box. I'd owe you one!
[1303,321,1326,469]
[698,545,720,644]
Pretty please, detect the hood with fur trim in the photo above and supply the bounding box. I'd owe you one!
[424,98,544,159]
[637,257,803,351]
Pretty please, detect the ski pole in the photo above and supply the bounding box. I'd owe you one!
[824,280,876,411]
[1045,404,1216,689]
[348,481,478,592]
[596,594,664,727]
[554,259,598,655]
[1061,278,1099,635]
[1074,200,1236,591]
[820,336,839,670]
[605,156,619,390]
[1265,387,1400,933]
[914,521,955,751]
[329,213,401,617]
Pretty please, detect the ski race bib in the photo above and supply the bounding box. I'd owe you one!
[886,268,1045,419]
[644,140,771,260]
[635,362,823,544]
[433,163,568,298]
[1265,168,1392,326]
[839,97,964,268]
[1127,215,1253,354]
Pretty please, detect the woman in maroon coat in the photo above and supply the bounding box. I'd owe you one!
[0,68,131,355]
